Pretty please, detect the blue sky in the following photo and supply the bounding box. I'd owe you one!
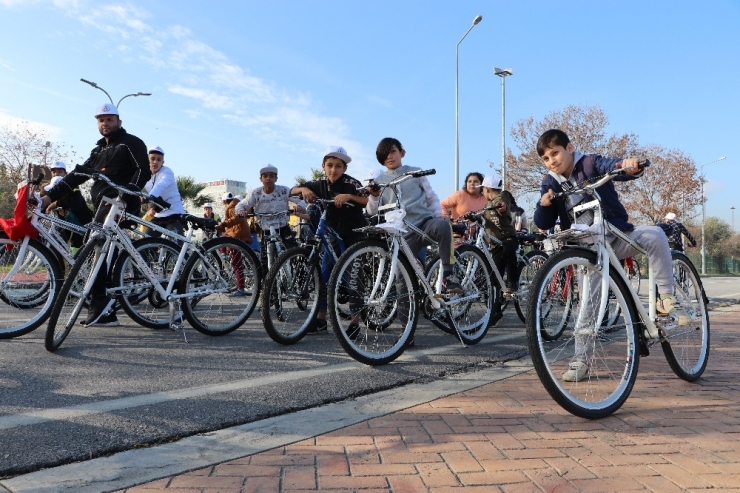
[1,0,738,227]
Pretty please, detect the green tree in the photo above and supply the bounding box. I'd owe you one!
[703,217,733,257]
[295,167,324,185]
[176,176,213,212]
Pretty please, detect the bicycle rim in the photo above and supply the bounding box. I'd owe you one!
[0,238,62,338]
[45,236,106,352]
[526,249,640,419]
[514,250,548,324]
[327,240,417,366]
[660,252,710,381]
[261,247,320,345]
[180,237,259,335]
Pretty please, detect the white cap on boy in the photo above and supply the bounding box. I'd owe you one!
[203,203,213,208]
[665,212,676,221]
[148,146,165,155]
[479,173,502,190]
[260,164,278,175]
[222,192,234,201]
[48,160,66,170]
[323,146,352,165]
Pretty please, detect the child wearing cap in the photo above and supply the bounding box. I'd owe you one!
[216,193,253,296]
[143,146,186,235]
[366,137,461,294]
[236,164,308,270]
[42,161,94,252]
[290,146,369,334]
[479,174,519,296]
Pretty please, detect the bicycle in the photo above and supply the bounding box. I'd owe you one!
[260,199,353,344]
[326,169,493,366]
[526,161,710,419]
[452,211,548,325]
[0,170,91,339]
[45,170,260,352]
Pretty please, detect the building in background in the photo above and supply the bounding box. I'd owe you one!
[196,179,249,218]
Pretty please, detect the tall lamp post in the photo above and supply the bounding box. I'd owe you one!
[493,67,512,190]
[454,14,483,191]
[731,206,735,232]
[81,78,152,108]
[700,156,727,275]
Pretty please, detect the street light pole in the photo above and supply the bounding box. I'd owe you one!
[700,156,727,275]
[454,14,483,191]
[493,67,512,190]
[732,206,735,232]
[81,78,152,108]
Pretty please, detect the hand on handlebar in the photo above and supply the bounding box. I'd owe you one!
[617,158,642,175]
[540,188,556,207]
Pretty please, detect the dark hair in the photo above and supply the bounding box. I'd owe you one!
[376,137,404,165]
[463,172,484,194]
[323,155,347,166]
[536,129,570,157]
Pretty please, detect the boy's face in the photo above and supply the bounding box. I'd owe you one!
[260,172,277,189]
[383,145,405,170]
[540,142,575,177]
[322,157,347,182]
[149,153,164,174]
[484,187,501,201]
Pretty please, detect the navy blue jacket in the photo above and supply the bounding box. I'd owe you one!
[533,153,641,232]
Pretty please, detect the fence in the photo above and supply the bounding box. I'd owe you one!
[686,253,740,276]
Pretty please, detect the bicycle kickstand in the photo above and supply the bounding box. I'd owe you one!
[443,308,468,348]
[169,300,188,343]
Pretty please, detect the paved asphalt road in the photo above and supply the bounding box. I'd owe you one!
[0,277,736,479]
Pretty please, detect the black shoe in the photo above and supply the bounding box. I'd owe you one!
[86,312,119,327]
[82,299,115,326]
[488,311,503,328]
[306,318,327,335]
[441,275,463,295]
[346,323,361,341]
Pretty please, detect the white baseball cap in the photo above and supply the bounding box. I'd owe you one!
[323,146,352,165]
[48,160,66,171]
[260,164,278,175]
[44,175,64,192]
[479,173,502,190]
[365,168,384,181]
[94,103,119,117]
[665,212,676,221]
[235,195,243,201]
[203,202,213,208]
[148,146,164,155]
[222,192,234,201]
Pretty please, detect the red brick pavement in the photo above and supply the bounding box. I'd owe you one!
[119,306,740,492]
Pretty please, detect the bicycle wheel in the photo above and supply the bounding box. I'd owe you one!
[111,237,181,329]
[261,246,320,345]
[45,235,107,352]
[425,245,493,344]
[526,248,641,419]
[179,237,260,335]
[513,250,548,324]
[661,251,710,382]
[327,239,417,366]
[0,235,63,338]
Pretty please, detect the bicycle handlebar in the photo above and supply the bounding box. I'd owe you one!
[551,159,650,201]
[71,166,171,210]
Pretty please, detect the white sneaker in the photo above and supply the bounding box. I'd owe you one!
[562,361,589,382]
[657,295,692,325]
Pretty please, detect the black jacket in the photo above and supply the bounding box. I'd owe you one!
[48,127,150,215]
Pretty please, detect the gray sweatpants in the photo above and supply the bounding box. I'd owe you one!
[406,218,455,271]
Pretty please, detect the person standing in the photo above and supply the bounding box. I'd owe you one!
[216,192,252,296]
[440,172,488,219]
[143,146,186,235]
[41,103,150,326]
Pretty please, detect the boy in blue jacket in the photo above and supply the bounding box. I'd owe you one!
[533,129,688,382]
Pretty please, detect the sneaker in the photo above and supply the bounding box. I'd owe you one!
[657,295,691,325]
[86,312,119,327]
[562,361,589,382]
[82,298,115,326]
[441,275,463,295]
[346,323,361,341]
[229,288,247,297]
[305,318,328,335]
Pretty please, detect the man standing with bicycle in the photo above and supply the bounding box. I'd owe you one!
[41,103,150,326]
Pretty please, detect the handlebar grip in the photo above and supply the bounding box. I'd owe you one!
[409,169,436,178]
[638,159,650,169]
[149,195,171,210]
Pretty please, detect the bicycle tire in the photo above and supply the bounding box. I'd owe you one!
[424,245,493,344]
[660,251,710,382]
[526,248,641,419]
[261,246,320,345]
[327,239,417,366]
[179,236,260,336]
[45,235,108,352]
[0,235,63,338]
[513,250,548,324]
[111,237,181,329]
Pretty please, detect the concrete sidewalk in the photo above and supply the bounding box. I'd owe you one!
[111,305,739,493]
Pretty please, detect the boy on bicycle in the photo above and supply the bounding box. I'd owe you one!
[366,137,461,294]
[291,146,369,334]
[533,129,689,382]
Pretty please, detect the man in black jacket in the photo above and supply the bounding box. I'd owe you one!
[42,103,150,326]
